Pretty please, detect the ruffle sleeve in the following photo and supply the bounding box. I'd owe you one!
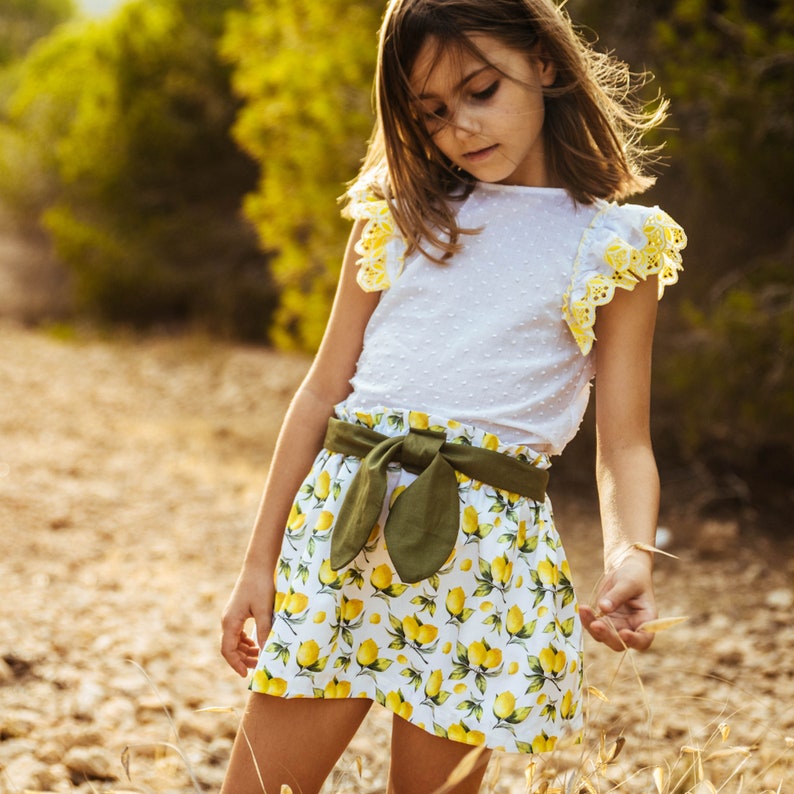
[562,202,687,355]
[347,184,407,292]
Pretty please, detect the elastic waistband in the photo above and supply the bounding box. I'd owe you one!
[335,405,550,470]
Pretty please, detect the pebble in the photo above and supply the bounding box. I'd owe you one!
[765,588,794,610]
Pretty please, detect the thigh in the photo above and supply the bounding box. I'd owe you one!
[221,692,372,794]
[388,715,492,794]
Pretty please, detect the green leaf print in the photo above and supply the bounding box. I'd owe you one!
[264,640,291,666]
[410,592,437,617]
[559,617,576,638]
[456,699,484,720]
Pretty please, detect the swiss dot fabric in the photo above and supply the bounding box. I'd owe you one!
[346,182,685,453]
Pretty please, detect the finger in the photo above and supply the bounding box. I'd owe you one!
[221,614,252,677]
[591,622,626,652]
[620,628,654,652]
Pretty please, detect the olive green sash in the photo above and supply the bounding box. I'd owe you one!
[324,417,548,583]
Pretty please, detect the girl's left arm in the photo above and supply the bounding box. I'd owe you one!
[579,276,661,652]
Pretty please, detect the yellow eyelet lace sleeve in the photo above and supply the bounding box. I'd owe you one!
[562,203,687,355]
[347,185,406,292]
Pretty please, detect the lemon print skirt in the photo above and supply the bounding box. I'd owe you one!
[251,406,583,754]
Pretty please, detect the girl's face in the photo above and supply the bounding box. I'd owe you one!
[409,34,556,187]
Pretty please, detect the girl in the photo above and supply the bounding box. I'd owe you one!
[220,0,686,791]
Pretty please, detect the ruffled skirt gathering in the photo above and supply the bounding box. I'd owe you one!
[250,406,583,754]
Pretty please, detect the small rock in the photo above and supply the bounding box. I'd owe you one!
[63,747,116,782]
[765,588,794,611]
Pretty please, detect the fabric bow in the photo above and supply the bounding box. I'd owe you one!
[325,419,548,583]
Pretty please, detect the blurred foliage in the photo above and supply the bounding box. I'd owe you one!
[0,0,276,338]
[0,0,791,503]
[0,0,73,67]
[565,0,794,502]
[221,0,382,350]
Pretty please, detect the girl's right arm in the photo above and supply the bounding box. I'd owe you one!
[220,220,379,677]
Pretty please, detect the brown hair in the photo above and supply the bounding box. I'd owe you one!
[347,0,667,262]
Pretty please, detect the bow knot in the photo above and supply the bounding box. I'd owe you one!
[324,418,548,583]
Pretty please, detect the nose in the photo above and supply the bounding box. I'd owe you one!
[452,104,480,140]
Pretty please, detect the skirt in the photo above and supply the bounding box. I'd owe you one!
[251,406,583,754]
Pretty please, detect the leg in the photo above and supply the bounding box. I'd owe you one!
[221,693,372,794]
[387,715,493,794]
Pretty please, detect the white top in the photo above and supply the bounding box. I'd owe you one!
[343,181,685,455]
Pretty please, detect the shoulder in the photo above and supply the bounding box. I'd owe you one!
[562,200,687,355]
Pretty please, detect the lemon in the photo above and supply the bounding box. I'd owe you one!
[536,694,547,705]
[479,601,494,612]
[467,640,487,667]
[319,559,338,585]
[284,592,309,614]
[408,411,429,430]
[385,691,402,712]
[273,591,287,612]
[532,734,557,753]
[483,648,502,669]
[442,641,452,654]
[461,505,479,536]
[370,563,393,590]
[448,723,467,743]
[453,683,467,695]
[389,485,407,508]
[313,510,334,532]
[506,605,524,636]
[396,654,408,665]
[296,640,320,668]
[491,556,513,584]
[516,521,527,546]
[370,613,381,624]
[356,639,378,667]
[537,559,559,587]
[561,559,571,580]
[493,691,516,720]
[266,678,288,697]
[355,411,374,428]
[459,558,473,572]
[342,598,364,622]
[397,702,413,720]
[560,690,574,719]
[287,504,305,532]
[402,615,420,641]
[425,669,443,698]
[482,432,499,451]
[445,587,465,616]
[416,624,438,645]
[466,731,486,746]
[314,470,331,500]
[313,611,326,624]
[553,650,567,674]
[508,661,519,675]
[539,647,566,675]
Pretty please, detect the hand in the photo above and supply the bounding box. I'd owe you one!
[579,552,657,652]
[220,565,275,677]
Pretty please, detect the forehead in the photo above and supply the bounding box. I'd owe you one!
[409,34,518,97]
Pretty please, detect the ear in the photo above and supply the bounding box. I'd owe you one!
[534,44,557,87]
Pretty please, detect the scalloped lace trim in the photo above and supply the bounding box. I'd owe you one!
[563,210,687,355]
[348,189,405,292]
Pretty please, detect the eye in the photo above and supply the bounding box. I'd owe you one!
[424,104,448,122]
[471,81,499,101]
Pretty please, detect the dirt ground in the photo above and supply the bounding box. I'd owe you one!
[0,317,792,793]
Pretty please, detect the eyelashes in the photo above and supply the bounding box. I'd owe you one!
[422,80,501,126]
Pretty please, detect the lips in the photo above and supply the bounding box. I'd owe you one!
[463,144,499,162]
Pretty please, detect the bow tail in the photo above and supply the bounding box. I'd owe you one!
[329,436,402,572]
[384,454,461,583]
